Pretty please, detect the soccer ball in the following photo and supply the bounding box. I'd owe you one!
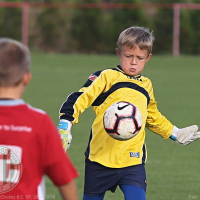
[103,101,143,141]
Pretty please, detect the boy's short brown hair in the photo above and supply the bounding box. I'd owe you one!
[0,38,30,87]
[116,26,155,54]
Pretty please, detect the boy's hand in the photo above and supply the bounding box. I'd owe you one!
[58,120,72,151]
[170,125,200,145]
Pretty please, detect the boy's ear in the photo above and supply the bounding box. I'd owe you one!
[22,72,32,86]
[115,48,121,58]
[146,54,152,62]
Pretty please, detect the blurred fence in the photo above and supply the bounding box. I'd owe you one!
[1,2,200,55]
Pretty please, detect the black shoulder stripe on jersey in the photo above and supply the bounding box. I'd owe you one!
[92,82,150,106]
[82,70,103,88]
[60,92,83,121]
[111,67,121,72]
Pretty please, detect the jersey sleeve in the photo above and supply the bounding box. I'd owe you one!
[41,114,78,186]
[145,80,174,139]
[59,70,105,125]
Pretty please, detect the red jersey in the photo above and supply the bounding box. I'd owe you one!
[0,99,78,199]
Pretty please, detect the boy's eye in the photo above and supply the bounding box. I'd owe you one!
[138,57,144,60]
[125,55,131,58]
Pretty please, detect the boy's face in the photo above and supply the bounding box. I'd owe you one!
[116,45,152,76]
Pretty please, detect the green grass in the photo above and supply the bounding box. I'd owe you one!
[23,53,200,200]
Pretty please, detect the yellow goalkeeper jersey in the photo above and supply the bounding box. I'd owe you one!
[59,66,174,168]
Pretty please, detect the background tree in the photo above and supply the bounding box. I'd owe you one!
[70,0,104,53]
[0,0,21,40]
[36,0,66,52]
[104,0,152,53]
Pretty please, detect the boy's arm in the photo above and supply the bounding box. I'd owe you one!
[146,104,200,145]
[58,70,106,150]
[146,81,200,145]
[59,70,104,125]
[146,99,174,139]
[58,180,78,200]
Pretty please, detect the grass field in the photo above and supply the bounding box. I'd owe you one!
[23,53,200,200]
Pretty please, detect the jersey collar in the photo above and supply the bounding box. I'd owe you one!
[0,99,25,106]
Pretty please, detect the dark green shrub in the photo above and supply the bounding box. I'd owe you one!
[70,0,104,53]
[0,5,21,40]
[105,0,152,54]
[189,10,200,54]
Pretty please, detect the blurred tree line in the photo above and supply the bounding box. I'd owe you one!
[1,0,200,54]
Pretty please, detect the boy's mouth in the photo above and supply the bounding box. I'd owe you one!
[130,68,136,72]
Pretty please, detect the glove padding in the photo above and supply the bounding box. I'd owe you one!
[171,125,200,145]
[57,120,72,151]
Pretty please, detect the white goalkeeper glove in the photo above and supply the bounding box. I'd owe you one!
[57,119,72,151]
[170,125,200,145]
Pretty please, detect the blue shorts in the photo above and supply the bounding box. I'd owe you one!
[84,158,147,196]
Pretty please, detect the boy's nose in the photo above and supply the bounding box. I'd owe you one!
[130,57,137,65]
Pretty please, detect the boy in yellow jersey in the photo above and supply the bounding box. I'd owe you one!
[58,26,200,200]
